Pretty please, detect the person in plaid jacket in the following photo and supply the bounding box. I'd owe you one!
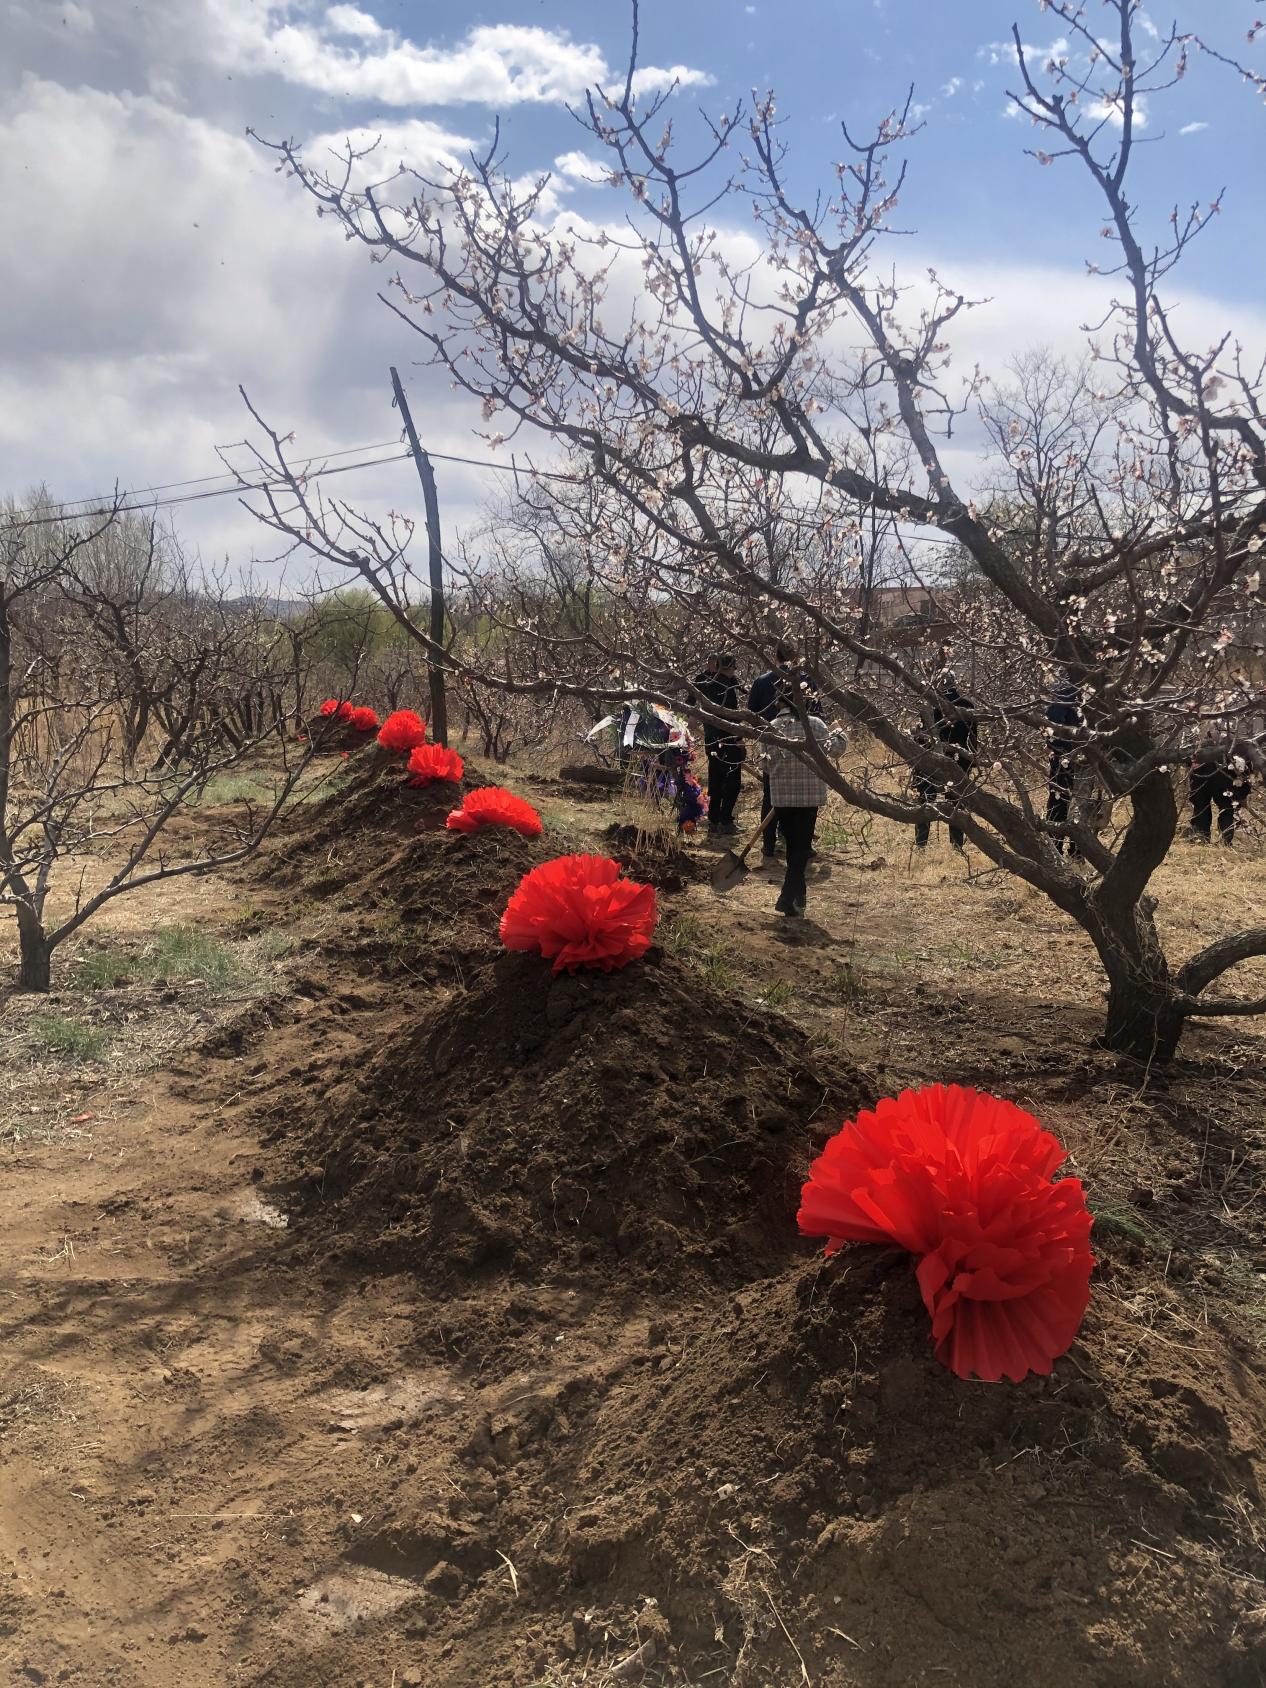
[764,686,848,918]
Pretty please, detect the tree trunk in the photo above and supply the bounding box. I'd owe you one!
[16,905,52,993]
[1102,971,1186,1064]
[1092,896,1185,1063]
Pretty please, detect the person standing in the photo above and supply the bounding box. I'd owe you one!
[912,672,978,850]
[1189,736,1251,845]
[1046,675,1082,854]
[693,653,745,835]
[764,687,847,918]
[748,641,818,858]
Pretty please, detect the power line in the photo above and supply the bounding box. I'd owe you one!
[6,432,966,550]
[30,437,412,517]
[2,450,414,533]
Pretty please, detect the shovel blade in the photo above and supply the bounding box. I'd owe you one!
[710,850,749,892]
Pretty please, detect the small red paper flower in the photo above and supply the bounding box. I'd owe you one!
[319,698,354,720]
[445,786,543,838]
[349,705,380,733]
[377,709,427,754]
[798,1085,1093,1384]
[408,743,464,785]
[499,854,657,973]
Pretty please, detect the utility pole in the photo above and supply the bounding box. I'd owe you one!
[389,366,448,747]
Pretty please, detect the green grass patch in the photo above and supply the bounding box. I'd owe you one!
[29,1014,109,1062]
[660,912,737,992]
[76,925,293,993]
[1088,1198,1167,1251]
[196,774,279,807]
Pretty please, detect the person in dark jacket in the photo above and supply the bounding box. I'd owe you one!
[748,641,819,856]
[1189,737,1251,844]
[693,653,745,835]
[1046,676,1082,854]
[912,672,977,850]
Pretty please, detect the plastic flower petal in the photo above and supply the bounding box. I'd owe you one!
[319,698,354,719]
[445,786,543,838]
[798,1084,1093,1384]
[377,709,428,754]
[408,743,464,785]
[499,854,657,973]
[349,705,380,733]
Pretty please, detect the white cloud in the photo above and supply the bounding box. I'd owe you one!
[553,150,610,185]
[324,4,384,40]
[629,63,715,97]
[1180,120,1209,136]
[198,3,710,109]
[1087,92,1148,130]
[980,36,1068,68]
[941,76,962,97]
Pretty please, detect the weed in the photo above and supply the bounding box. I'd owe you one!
[197,774,276,807]
[76,924,292,993]
[28,1014,109,1062]
[1089,1199,1166,1250]
[827,961,866,1005]
[762,978,797,1009]
[660,912,737,991]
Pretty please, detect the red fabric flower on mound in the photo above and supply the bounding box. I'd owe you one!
[797,1084,1093,1384]
[408,743,464,785]
[377,709,427,754]
[445,786,543,838]
[348,705,380,733]
[500,854,657,973]
[319,698,354,720]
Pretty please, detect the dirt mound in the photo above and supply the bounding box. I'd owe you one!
[263,945,866,1294]
[316,1242,1263,1688]
[503,1247,1264,1687]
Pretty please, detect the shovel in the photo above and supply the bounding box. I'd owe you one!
[711,811,775,892]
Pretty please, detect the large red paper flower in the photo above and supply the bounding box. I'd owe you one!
[408,743,464,785]
[798,1085,1092,1384]
[377,709,427,754]
[500,854,657,973]
[445,786,543,838]
[348,705,380,733]
[319,698,354,720]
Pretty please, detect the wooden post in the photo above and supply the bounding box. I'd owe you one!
[389,366,448,747]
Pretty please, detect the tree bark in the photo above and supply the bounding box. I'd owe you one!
[1091,898,1186,1063]
[16,905,52,993]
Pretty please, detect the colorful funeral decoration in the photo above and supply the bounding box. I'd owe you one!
[798,1084,1093,1384]
[585,699,707,830]
[377,709,428,754]
[318,698,354,720]
[408,743,465,786]
[348,705,380,734]
[500,854,657,974]
[445,786,543,838]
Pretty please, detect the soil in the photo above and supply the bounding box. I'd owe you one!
[1,755,1264,1686]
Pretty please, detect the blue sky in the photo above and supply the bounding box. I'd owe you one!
[2,0,1262,576]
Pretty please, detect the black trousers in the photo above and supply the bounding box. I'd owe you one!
[913,775,964,849]
[1047,746,1076,854]
[762,775,816,854]
[707,753,742,825]
[1190,768,1247,843]
[775,806,816,910]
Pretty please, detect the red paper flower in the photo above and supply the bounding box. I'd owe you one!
[319,698,354,720]
[377,709,427,754]
[798,1085,1093,1384]
[445,786,543,838]
[408,743,464,785]
[499,854,657,974]
[349,705,380,733]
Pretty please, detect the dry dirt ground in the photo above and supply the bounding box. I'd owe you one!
[1,751,1264,1687]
